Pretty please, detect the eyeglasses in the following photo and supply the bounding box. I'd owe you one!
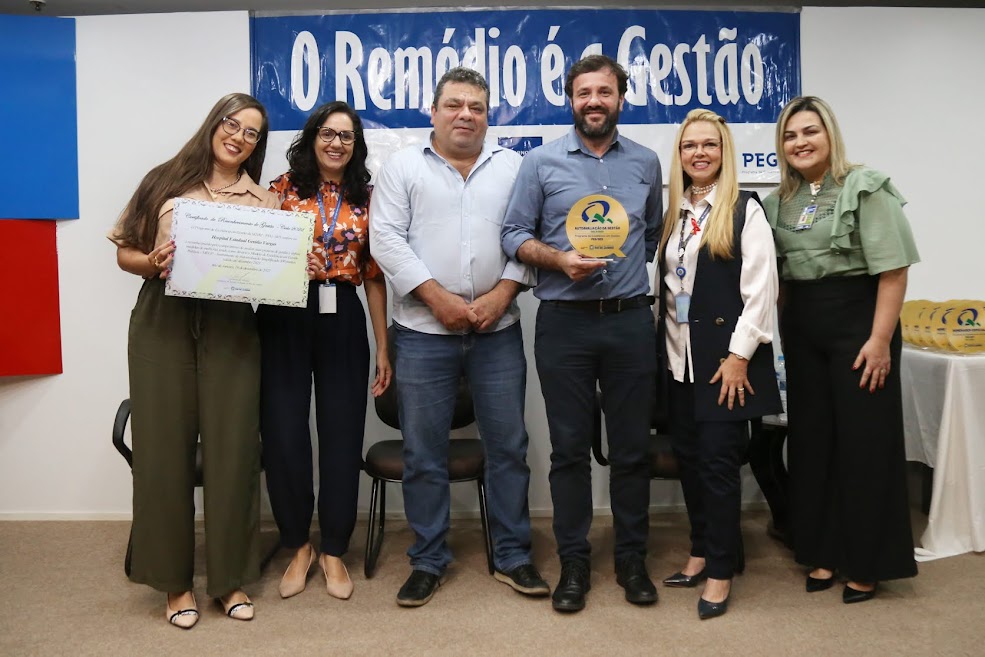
[318,128,357,145]
[220,117,261,144]
[680,141,721,154]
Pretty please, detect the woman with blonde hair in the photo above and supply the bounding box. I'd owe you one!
[655,109,781,619]
[764,96,918,603]
[109,93,280,628]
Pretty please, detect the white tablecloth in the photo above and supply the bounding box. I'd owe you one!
[901,345,985,561]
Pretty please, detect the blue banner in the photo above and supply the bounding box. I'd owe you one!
[252,8,800,132]
[0,15,78,220]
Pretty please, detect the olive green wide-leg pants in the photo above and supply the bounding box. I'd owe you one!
[127,279,261,597]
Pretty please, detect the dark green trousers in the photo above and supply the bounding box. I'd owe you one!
[127,279,261,597]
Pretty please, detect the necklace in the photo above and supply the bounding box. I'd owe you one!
[809,177,823,202]
[690,181,717,195]
[209,172,242,194]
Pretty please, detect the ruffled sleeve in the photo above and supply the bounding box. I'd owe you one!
[830,167,907,253]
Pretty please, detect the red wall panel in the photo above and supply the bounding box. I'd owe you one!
[0,220,63,376]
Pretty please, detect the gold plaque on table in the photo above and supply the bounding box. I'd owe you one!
[945,301,985,353]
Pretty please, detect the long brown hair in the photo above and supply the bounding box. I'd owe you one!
[659,109,739,261]
[113,93,270,251]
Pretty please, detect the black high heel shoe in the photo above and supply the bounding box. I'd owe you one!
[806,570,836,593]
[804,566,835,593]
[662,570,707,588]
[843,582,877,604]
[697,590,730,620]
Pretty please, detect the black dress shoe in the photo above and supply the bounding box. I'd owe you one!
[396,570,443,607]
[615,558,657,605]
[662,570,707,588]
[842,583,877,604]
[494,563,550,596]
[552,559,590,612]
[697,593,730,620]
[806,573,835,593]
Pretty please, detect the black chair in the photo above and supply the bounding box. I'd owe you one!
[363,325,494,579]
[591,392,746,572]
[111,399,277,575]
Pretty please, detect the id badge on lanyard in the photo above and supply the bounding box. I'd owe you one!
[317,189,344,314]
[673,204,710,324]
[674,291,691,324]
[318,284,337,314]
[795,204,817,231]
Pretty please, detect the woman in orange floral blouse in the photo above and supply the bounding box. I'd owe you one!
[259,101,391,601]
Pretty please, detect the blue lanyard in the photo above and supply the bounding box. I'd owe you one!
[316,187,344,277]
[675,204,711,281]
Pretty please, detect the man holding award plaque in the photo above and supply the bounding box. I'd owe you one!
[501,54,663,613]
[371,67,546,607]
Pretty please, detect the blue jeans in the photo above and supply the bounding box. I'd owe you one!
[395,321,533,576]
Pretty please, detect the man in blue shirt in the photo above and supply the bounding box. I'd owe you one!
[372,67,548,607]
[501,54,663,612]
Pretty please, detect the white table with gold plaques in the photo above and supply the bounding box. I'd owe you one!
[901,345,985,560]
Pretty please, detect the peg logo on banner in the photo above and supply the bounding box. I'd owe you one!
[252,9,800,182]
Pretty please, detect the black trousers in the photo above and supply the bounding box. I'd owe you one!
[535,303,656,563]
[668,376,746,580]
[783,276,917,582]
[257,281,370,557]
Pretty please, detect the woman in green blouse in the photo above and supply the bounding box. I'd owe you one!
[763,96,919,604]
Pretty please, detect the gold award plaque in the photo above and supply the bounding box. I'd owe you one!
[565,194,629,258]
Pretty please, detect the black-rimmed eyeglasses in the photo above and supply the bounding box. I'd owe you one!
[220,116,261,144]
[318,128,357,145]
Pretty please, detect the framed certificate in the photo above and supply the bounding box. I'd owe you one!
[165,198,315,307]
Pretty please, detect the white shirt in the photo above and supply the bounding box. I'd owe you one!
[660,188,778,383]
[370,137,535,335]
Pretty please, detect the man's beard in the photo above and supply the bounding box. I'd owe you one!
[574,105,620,139]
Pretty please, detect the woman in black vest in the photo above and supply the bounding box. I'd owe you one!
[654,109,781,619]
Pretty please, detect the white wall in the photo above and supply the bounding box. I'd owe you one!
[800,7,985,300]
[2,6,982,519]
[0,11,254,518]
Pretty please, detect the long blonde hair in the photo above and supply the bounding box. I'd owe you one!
[660,109,739,261]
[775,96,857,201]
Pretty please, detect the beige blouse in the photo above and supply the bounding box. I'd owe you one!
[108,176,280,249]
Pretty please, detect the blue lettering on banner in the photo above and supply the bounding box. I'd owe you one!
[742,152,779,167]
[251,8,800,131]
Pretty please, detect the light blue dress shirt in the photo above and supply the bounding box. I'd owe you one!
[500,129,663,301]
[370,137,534,335]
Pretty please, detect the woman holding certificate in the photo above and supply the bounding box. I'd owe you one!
[655,109,780,620]
[109,93,279,628]
[260,101,391,601]
[764,96,919,603]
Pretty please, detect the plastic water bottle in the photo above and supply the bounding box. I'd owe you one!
[775,355,788,414]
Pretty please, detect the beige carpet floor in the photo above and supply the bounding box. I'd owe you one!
[0,510,982,657]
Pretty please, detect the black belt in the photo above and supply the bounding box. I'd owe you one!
[545,294,654,314]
